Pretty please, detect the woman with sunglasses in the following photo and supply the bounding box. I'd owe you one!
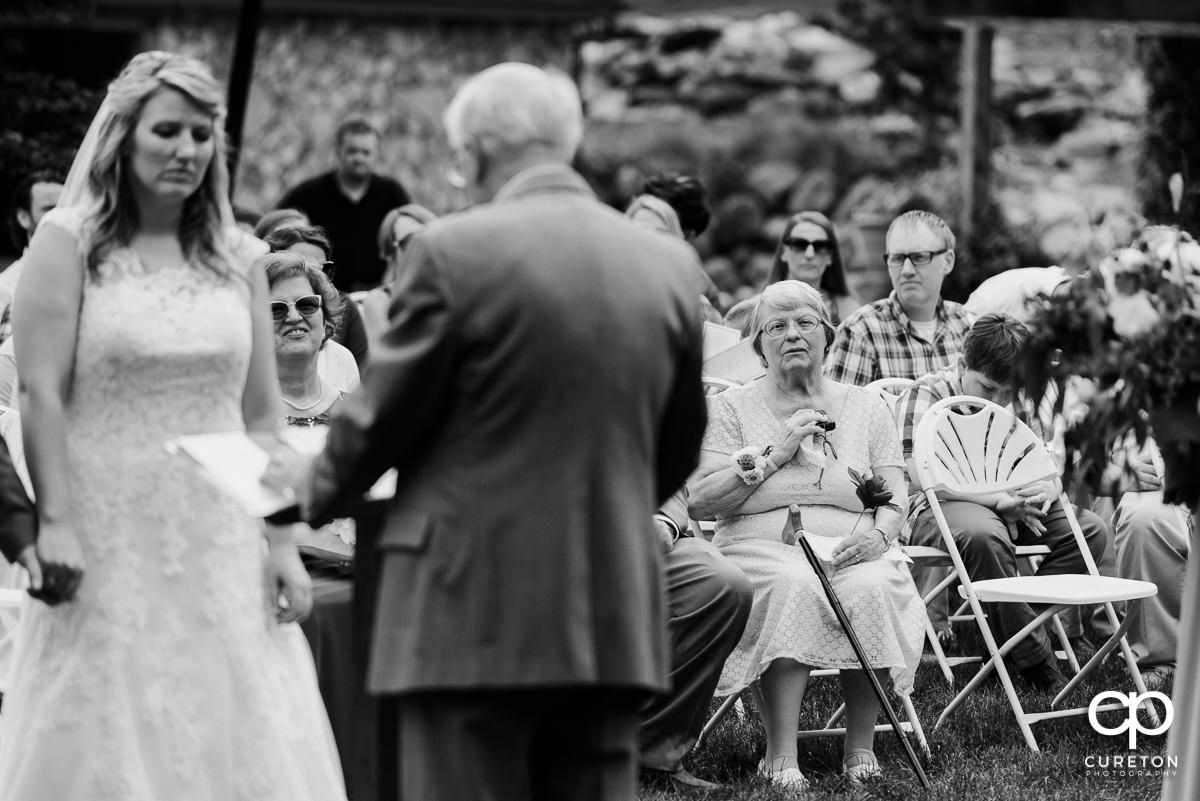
[764,211,861,325]
[264,225,369,372]
[261,252,347,423]
[687,280,923,789]
[260,250,359,774]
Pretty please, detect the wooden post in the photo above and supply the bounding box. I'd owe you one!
[959,21,993,251]
[225,0,264,198]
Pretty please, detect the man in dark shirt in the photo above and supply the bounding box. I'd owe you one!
[278,117,410,293]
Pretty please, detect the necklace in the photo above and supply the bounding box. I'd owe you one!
[283,385,324,411]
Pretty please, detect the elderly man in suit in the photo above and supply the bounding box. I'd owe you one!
[265,62,707,801]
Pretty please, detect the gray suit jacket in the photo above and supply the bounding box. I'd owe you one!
[305,165,707,695]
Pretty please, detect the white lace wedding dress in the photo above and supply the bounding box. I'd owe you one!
[0,207,347,801]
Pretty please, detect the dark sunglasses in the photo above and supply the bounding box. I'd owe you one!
[783,237,832,255]
[270,295,322,322]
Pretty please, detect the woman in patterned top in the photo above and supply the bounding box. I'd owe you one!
[688,280,924,789]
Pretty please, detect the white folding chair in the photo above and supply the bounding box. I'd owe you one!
[696,668,930,757]
[914,395,1158,751]
[691,525,929,756]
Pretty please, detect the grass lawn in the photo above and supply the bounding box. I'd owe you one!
[639,655,1174,800]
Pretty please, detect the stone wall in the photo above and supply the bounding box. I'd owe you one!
[141,11,1149,308]
[146,17,578,216]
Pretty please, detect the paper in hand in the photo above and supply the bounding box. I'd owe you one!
[165,432,294,517]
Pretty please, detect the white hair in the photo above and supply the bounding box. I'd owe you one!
[443,62,583,162]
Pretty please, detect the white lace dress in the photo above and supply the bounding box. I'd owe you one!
[0,207,347,801]
[702,382,925,697]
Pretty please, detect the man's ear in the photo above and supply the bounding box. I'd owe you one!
[15,208,32,234]
[942,250,955,275]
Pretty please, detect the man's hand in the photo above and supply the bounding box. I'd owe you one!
[996,492,1048,537]
[654,518,677,554]
[15,543,43,595]
[260,443,316,508]
[1013,480,1059,513]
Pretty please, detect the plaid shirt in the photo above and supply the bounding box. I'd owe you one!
[824,292,973,387]
[895,366,1045,525]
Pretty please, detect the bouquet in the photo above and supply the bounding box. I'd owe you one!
[1015,175,1200,508]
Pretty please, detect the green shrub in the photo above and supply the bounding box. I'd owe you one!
[0,69,101,252]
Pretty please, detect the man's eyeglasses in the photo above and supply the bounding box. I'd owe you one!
[884,250,949,269]
[270,295,322,322]
[761,317,821,338]
[783,237,832,256]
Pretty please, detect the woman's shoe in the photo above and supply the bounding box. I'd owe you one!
[843,751,882,785]
[758,758,810,791]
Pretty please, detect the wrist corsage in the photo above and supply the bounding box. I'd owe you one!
[732,445,773,486]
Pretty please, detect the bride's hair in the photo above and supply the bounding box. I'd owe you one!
[85,51,233,278]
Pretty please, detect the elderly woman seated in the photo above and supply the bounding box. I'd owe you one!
[260,251,355,557]
[688,280,925,788]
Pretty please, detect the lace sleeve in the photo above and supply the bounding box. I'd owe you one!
[865,388,905,470]
[701,392,743,455]
[37,206,91,259]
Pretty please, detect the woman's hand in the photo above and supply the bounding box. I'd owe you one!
[774,408,833,464]
[831,527,888,569]
[264,541,312,624]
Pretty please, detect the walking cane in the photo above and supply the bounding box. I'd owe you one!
[786,504,930,788]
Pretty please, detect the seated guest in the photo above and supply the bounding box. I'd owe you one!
[254,207,309,240]
[627,189,754,792]
[359,204,438,344]
[264,225,369,374]
[1101,444,1188,690]
[764,211,861,325]
[626,172,721,307]
[640,489,752,791]
[689,280,925,788]
[377,204,437,287]
[963,266,1070,325]
[826,209,974,639]
[724,294,759,337]
[826,210,972,387]
[264,252,345,428]
[897,314,1109,690]
[262,251,356,774]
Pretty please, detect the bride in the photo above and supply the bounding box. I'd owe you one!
[0,51,347,800]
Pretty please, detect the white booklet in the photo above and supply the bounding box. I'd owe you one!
[166,430,397,518]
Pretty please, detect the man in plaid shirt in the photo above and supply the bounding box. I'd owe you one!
[895,314,1109,691]
[825,210,972,387]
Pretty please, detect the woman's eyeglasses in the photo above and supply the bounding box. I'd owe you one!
[270,295,322,322]
[783,237,832,255]
[762,317,821,338]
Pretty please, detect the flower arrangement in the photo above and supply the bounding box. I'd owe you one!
[1015,175,1200,508]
